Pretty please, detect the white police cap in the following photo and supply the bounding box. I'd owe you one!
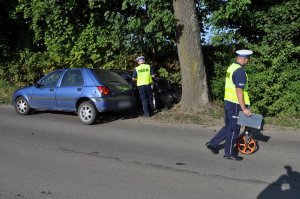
[236,49,253,57]
[136,56,145,62]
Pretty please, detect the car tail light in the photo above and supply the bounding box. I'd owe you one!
[97,86,110,95]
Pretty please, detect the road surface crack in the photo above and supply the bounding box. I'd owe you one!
[58,147,300,190]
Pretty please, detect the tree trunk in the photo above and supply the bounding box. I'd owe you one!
[173,0,210,113]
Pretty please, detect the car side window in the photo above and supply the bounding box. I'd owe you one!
[61,70,84,87]
[40,71,63,87]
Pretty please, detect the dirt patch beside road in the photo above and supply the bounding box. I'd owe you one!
[146,109,300,135]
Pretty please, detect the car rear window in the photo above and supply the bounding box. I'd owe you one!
[112,70,132,79]
[92,69,129,86]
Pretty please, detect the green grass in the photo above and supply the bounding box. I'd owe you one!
[0,80,20,104]
[153,102,300,129]
[264,117,300,128]
[153,103,224,127]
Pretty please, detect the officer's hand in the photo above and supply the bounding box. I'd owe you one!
[243,108,252,117]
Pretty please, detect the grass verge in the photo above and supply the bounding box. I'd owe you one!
[152,102,300,129]
[0,80,20,104]
[152,102,224,127]
[264,116,300,129]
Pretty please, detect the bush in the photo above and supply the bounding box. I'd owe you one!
[205,43,300,118]
[0,80,19,104]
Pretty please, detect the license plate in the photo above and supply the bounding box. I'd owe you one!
[118,101,131,108]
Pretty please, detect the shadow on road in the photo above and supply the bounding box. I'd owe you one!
[29,105,165,125]
[30,107,144,125]
[94,108,142,124]
[257,165,300,199]
[252,129,271,142]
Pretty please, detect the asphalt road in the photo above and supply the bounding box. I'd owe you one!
[0,105,300,199]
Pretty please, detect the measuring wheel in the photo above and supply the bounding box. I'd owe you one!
[237,135,257,154]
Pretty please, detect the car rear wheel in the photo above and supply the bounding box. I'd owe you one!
[15,96,31,115]
[78,101,98,125]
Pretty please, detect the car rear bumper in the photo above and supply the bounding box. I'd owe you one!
[92,96,136,112]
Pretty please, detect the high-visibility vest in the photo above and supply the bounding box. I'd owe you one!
[135,64,153,86]
[224,63,250,105]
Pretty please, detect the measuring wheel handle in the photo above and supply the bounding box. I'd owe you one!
[236,112,263,155]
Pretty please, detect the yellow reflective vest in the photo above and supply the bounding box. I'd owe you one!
[224,63,250,105]
[135,64,153,86]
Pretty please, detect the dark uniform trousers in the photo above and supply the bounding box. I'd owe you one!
[209,100,242,157]
[138,84,154,116]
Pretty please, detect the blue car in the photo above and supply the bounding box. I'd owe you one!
[12,68,136,124]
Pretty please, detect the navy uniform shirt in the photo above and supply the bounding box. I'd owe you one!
[232,62,247,89]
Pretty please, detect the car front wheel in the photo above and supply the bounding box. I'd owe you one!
[78,101,98,125]
[15,96,31,115]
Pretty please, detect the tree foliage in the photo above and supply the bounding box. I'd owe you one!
[207,0,300,117]
[12,0,177,69]
[0,0,299,117]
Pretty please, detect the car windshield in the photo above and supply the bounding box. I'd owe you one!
[39,70,63,87]
[92,69,129,86]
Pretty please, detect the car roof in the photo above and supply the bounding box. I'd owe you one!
[54,68,108,71]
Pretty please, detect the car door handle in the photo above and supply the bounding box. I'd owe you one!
[50,88,54,92]
[77,88,82,91]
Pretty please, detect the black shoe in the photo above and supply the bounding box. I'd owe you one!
[206,142,219,154]
[223,155,243,161]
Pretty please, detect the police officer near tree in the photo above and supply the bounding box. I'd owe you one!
[132,56,155,117]
[206,49,253,161]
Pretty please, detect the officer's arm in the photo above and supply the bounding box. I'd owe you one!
[236,88,251,116]
[132,69,137,81]
[150,66,155,78]
[233,69,251,116]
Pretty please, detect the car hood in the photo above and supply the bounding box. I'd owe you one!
[13,86,34,97]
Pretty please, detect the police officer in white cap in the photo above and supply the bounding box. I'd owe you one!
[132,56,155,117]
[206,49,253,161]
